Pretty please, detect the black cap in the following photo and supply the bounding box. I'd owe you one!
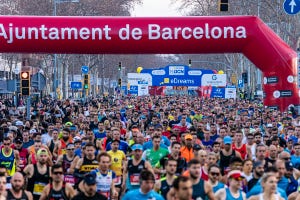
[193,144,202,151]
[285,162,294,171]
[15,137,23,143]
[84,173,96,185]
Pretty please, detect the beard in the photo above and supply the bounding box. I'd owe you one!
[62,136,69,142]
[190,172,199,180]
[12,184,22,192]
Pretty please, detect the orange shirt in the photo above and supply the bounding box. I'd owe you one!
[180,146,194,162]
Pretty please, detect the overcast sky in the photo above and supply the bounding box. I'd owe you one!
[131,0,182,17]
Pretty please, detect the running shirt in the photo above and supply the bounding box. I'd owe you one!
[27,165,50,200]
[225,188,244,200]
[232,144,247,159]
[0,148,16,176]
[126,159,146,190]
[143,148,169,167]
[122,189,164,200]
[47,183,68,200]
[219,150,236,175]
[90,169,116,199]
[192,179,207,200]
[107,150,126,176]
[159,176,176,199]
[79,157,98,173]
[6,189,30,200]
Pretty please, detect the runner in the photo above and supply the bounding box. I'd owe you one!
[5,172,33,200]
[188,159,215,200]
[247,173,284,200]
[215,170,246,200]
[123,144,153,191]
[80,152,118,200]
[39,164,76,200]
[23,148,51,200]
[154,158,177,199]
[122,170,164,200]
[107,139,126,194]
[0,137,19,176]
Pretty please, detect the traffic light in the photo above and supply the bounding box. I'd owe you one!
[219,0,229,12]
[242,72,248,84]
[188,59,192,67]
[118,78,122,87]
[20,71,30,95]
[118,62,121,71]
[84,74,89,89]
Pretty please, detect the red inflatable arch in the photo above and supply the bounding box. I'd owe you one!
[0,15,298,111]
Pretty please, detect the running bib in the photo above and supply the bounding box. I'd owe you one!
[33,182,47,195]
[64,175,75,186]
[129,174,140,185]
[114,176,121,185]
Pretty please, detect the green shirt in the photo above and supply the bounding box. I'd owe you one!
[144,148,169,167]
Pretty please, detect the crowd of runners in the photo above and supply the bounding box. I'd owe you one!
[0,95,299,200]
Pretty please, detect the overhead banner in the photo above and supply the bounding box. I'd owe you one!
[0,16,297,111]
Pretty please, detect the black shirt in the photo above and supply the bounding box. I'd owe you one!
[71,192,107,200]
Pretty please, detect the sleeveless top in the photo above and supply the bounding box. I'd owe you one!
[232,143,247,159]
[220,150,236,175]
[6,190,29,200]
[94,169,115,199]
[259,193,279,200]
[192,179,207,200]
[79,156,98,173]
[27,165,50,200]
[62,155,73,172]
[225,188,243,200]
[0,148,15,176]
[127,159,146,186]
[160,176,176,199]
[47,183,68,200]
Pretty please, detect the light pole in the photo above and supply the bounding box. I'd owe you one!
[53,0,79,99]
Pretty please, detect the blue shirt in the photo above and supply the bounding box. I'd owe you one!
[246,180,287,200]
[278,177,289,191]
[106,140,129,154]
[213,182,225,193]
[122,189,164,200]
[291,154,300,169]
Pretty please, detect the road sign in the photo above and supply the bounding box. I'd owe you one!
[238,79,244,88]
[70,81,82,89]
[283,0,300,15]
[81,66,89,74]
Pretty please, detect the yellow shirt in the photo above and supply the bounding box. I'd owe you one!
[107,150,126,176]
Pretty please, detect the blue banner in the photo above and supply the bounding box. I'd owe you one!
[210,87,225,98]
[141,65,214,87]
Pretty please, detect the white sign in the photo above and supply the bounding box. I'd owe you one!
[225,87,236,99]
[152,70,165,75]
[169,66,185,75]
[128,73,152,86]
[201,74,226,87]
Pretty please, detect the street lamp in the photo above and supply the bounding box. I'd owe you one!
[52,0,79,99]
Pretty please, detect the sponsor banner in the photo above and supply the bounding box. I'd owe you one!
[201,74,226,87]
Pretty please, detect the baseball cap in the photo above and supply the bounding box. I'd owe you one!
[132,144,143,151]
[227,170,244,179]
[84,173,96,185]
[223,136,232,145]
[65,122,73,126]
[185,134,193,140]
[253,161,263,168]
[15,121,24,126]
[37,148,49,156]
[285,162,294,171]
[193,144,202,151]
[14,137,23,144]
[266,124,273,128]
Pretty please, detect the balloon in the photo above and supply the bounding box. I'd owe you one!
[218,70,224,74]
[136,66,143,73]
[212,70,218,74]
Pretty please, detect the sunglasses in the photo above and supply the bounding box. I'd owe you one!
[3,143,10,146]
[210,172,220,176]
[67,148,75,151]
[53,171,63,175]
[283,157,291,161]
